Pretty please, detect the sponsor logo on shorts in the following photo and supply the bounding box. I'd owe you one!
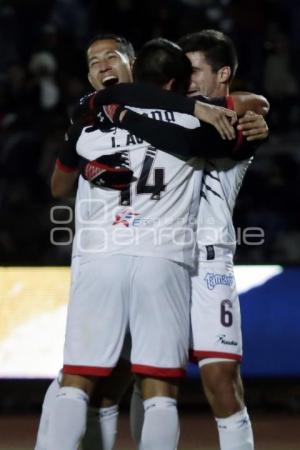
[204,272,234,290]
[217,334,238,346]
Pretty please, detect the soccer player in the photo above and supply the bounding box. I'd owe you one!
[35,34,238,450]
[106,35,268,450]
[36,32,268,450]
[177,29,265,450]
[104,34,268,450]
[45,33,265,450]
[35,34,136,450]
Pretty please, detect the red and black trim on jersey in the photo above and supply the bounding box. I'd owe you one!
[55,158,78,173]
[226,95,245,154]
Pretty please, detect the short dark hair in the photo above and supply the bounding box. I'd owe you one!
[87,33,135,60]
[178,30,238,81]
[132,38,192,94]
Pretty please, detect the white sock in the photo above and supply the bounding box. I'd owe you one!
[34,377,60,450]
[82,404,119,450]
[216,407,254,450]
[130,383,144,445]
[47,386,89,450]
[139,396,179,450]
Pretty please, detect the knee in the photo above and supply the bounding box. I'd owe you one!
[138,376,179,400]
[206,373,242,399]
[201,362,244,415]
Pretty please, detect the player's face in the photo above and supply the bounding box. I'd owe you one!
[87,39,133,91]
[186,51,221,97]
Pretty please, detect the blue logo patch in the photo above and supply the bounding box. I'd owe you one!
[204,272,234,290]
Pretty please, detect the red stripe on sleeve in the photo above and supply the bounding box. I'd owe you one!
[226,95,235,110]
[233,129,244,153]
[225,95,244,152]
[56,158,78,173]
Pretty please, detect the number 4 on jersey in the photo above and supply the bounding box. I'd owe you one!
[137,146,166,200]
[120,146,166,205]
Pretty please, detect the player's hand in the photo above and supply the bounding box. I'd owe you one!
[81,152,134,190]
[237,111,269,141]
[194,101,237,140]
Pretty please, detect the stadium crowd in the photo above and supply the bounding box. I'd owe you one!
[0,0,300,265]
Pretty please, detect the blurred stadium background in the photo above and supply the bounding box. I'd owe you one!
[0,0,300,449]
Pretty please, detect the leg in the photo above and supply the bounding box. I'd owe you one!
[48,373,95,450]
[191,258,254,450]
[34,376,60,450]
[82,358,133,450]
[130,257,190,450]
[130,380,144,445]
[200,360,244,417]
[47,255,130,450]
[200,360,254,450]
[138,376,180,450]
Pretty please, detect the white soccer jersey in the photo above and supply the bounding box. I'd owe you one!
[73,107,202,267]
[197,157,252,260]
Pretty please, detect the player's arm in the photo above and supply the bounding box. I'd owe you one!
[52,114,135,193]
[231,92,270,117]
[90,82,269,123]
[89,82,236,140]
[51,165,78,199]
[91,82,196,114]
[105,105,245,160]
[51,125,80,198]
[89,83,268,142]
[228,92,269,142]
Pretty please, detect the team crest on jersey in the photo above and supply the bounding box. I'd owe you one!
[204,272,234,290]
[113,208,139,227]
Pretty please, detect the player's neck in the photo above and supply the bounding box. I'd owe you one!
[212,85,229,97]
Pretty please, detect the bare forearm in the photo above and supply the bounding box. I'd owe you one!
[231,92,270,116]
[51,164,78,198]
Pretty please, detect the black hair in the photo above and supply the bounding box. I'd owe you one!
[178,30,238,82]
[87,33,135,60]
[132,38,192,94]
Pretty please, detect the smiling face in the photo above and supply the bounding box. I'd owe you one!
[87,39,133,91]
[186,50,228,97]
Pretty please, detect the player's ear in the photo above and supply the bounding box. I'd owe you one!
[164,78,175,91]
[218,66,231,84]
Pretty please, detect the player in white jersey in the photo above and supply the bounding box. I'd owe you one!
[35,34,137,450]
[35,34,268,450]
[46,36,249,450]
[35,33,247,450]
[178,30,269,450]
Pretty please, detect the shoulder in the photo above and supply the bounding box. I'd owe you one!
[70,92,96,123]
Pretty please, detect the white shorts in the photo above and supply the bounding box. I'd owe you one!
[190,258,242,362]
[63,254,190,378]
